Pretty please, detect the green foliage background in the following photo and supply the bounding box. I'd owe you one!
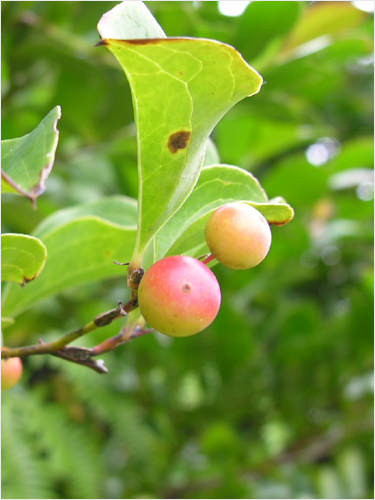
[1,1,373,498]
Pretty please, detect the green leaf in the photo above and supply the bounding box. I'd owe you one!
[34,195,138,239]
[97,2,263,264]
[153,165,294,262]
[1,106,61,205]
[1,234,47,286]
[1,197,137,319]
[257,197,295,225]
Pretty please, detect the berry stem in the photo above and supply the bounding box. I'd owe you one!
[202,254,216,266]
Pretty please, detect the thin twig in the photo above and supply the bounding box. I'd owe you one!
[44,343,108,374]
[202,254,216,266]
[1,300,136,360]
[90,325,154,356]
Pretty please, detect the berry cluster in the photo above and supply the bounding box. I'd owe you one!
[138,202,272,337]
[1,203,271,388]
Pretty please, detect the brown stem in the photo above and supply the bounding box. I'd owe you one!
[1,300,137,360]
[46,344,108,374]
[90,326,154,356]
[90,311,150,356]
[125,266,144,307]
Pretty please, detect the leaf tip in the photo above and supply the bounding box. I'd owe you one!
[269,207,295,226]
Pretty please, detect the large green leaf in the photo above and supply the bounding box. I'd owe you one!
[1,106,61,205]
[1,197,137,318]
[153,164,294,263]
[1,234,47,285]
[97,1,263,266]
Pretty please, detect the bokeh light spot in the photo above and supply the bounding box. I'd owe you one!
[218,1,251,17]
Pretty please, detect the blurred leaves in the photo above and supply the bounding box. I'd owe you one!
[237,1,303,61]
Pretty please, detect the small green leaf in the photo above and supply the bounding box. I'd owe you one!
[253,197,295,226]
[97,2,263,264]
[1,234,47,285]
[153,165,294,262]
[1,106,61,205]
[2,197,138,319]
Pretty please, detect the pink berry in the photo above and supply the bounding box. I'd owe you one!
[205,202,272,269]
[138,255,221,337]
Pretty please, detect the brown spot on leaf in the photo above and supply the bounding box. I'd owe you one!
[168,131,191,153]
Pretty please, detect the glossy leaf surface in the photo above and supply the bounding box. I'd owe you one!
[98,1,263,263]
